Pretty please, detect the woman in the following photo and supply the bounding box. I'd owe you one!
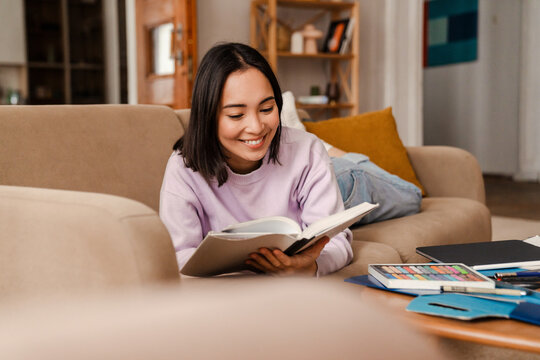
[160,42,351,276]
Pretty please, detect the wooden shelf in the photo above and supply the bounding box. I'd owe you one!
[70,63,104,70]
[296,102,354,110]
[24,0,105,105]
[262,51,354,60]
[253,0,354,11]
[28,62,65,69]
[251,0,359,119]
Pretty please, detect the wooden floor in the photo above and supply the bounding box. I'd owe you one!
[484,175,540,221]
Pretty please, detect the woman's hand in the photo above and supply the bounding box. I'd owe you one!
[245,236,330,276]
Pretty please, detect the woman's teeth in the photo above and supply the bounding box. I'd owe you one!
[243,138,263,145]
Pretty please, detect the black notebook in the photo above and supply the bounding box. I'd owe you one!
[416,240,540,270]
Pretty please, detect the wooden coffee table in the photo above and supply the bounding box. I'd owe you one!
[357,286,540,354]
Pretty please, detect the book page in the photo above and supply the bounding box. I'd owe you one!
[301,202,378,240]
[220,216,301,235]
[206,232,286,240]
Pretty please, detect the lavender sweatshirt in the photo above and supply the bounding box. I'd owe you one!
[159,126,353,276]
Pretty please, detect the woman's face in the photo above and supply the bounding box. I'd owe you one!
[217,68,280,174]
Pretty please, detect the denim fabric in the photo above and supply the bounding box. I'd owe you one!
[332,153,422,225]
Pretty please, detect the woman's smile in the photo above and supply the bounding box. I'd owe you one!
[240,136,265,147]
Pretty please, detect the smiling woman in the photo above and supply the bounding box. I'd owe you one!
[159,42,353,277]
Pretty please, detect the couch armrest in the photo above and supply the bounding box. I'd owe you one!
[407,146,486,204]
[0,185,180,300]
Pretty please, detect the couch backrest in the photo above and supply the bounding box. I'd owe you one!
[0,105,185,211]
[174,108,191,130]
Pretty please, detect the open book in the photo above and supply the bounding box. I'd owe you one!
[181,202,379,277]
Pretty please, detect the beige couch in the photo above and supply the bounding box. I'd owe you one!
[0,278,447,360]
[0,104,491,298]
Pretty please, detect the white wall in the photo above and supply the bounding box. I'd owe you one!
[103,0,120,104]
[126,0,137,104]
[423,0,521,175]
[383,0,423,146]
[197,0,251,56]
[0,0,27,102]
[517,0,540,181]
[0,0,26,65]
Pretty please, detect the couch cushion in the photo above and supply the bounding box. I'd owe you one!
[303,107,425,194]
[0,185,180,300]
[350,197,492,263]
[0,105,184,211]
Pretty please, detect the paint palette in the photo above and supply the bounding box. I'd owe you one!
[368,263,495,290]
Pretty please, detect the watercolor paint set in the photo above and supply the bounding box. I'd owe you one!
[368,263,495,290]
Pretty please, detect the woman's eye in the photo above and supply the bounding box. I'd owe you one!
[228,114,243,119]
[260,106,274,113]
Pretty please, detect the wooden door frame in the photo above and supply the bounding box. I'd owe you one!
[131,0,196,108]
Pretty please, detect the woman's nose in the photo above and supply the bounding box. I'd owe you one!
[245,113,264,133]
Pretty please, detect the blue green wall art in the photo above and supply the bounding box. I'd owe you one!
[424,0,478,67]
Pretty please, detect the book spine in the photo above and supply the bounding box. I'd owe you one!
[284,238,312,256]
[339,18,355,55]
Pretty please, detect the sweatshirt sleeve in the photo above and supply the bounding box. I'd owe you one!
[159,155,206,272]
[160,190,202,271]
[297,140,353,276]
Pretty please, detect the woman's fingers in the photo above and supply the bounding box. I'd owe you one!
[246,237,330,276]
[273,250,292,266]
[301,237,330,259]
[248,251,279,272]
[245,260,265,273]
[259,248,283,268]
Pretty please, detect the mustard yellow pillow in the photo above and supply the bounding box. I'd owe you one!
[303,107,425,195]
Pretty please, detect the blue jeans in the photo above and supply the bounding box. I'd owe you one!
[332,153,422,225]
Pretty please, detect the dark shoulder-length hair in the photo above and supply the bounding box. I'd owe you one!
[174,42,283,186]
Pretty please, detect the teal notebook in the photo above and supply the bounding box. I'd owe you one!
[407,293,540,326]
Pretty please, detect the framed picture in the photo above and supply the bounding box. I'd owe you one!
[322,18,350,53]
[423,0,478,67]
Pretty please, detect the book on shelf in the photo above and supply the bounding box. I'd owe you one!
[322,18,349,54]
[339,18,355,54]
[416,238,540,270]
[368,263,495,290]
[181,202,379,277]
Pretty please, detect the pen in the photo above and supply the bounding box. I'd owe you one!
[495,276,540,283]
[495,271,540,278]
[494,280,535,294]
[440,285,528,296]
